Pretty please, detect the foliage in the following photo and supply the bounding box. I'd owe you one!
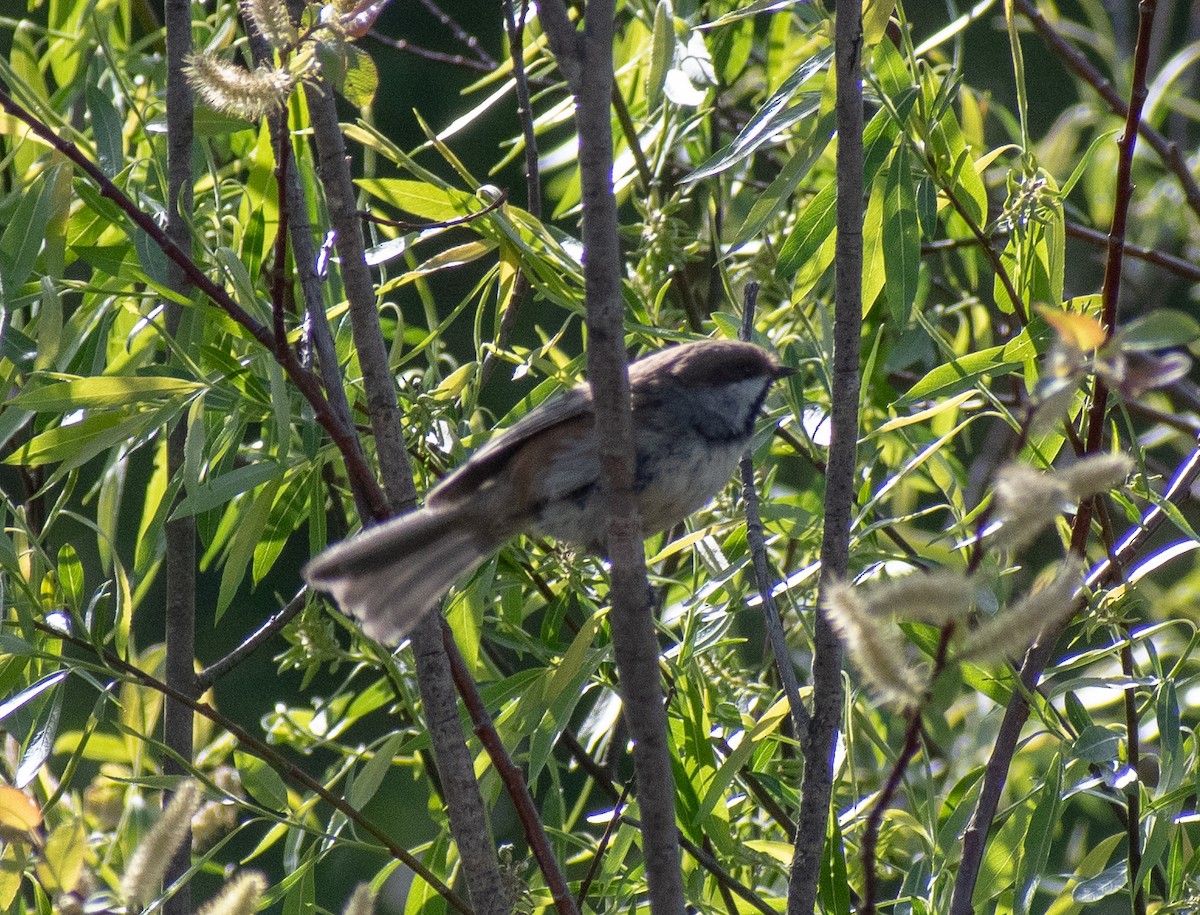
[1,0,1199,912]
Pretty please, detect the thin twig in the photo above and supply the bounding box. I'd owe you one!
[0,84,390,520]
[738,283,810,744]
[162,0,197,908]
[1013,0,1200,219]
[950,437,1200,915]
[576,777,632,907]
[540,0,685,907]
[922,221,1200,283]
[366,32,493,71]
[301,66,512,913]
[441,623,580,915]
[35,622,471,914]
[196,590,306,689]
[415,0,497,67]
[951,10,1168,875]
[860,627,953,914]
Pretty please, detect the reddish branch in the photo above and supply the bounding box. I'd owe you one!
[950,3,1161,910]
[0,85,391,521]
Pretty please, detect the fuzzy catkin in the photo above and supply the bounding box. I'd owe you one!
[121,780,201,906]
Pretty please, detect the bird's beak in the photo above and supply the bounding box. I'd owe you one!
[773,364,798,379]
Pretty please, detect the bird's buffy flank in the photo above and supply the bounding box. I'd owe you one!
[304,339,794,643]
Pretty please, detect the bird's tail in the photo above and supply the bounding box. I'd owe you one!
[303,504,502,644]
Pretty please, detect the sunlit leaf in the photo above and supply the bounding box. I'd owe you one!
[1036,305,1106,351]
[0,785,42,839]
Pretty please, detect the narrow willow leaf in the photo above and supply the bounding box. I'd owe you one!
[86,85,124,178]
[253,471,309,583]
[684,48,832,183]
[12,376,204,411]
[732,108,835,251]
[1014,753,1061,915]
[900,344,1022,402]
[172,463,283,519]
[56,544,83,613]
[646,0,673,106]
[216,479,279,619]
[861,173,886,314]
[883,144,920,324]
[33,277,61,372]
[0,671,67,723]
[775,182,836,280]
[16,686,63,788]
[355,178,476,221]
[0,163,63,293]
[348,732,405,809]
[234,749,288,811]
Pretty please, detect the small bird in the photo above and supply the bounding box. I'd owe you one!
[304,338,794,643]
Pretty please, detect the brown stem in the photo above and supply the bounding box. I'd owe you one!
[861,627,953,914]
[163,0,197,908]
[441,623,580,915]
[35,622,471,914]
[738,283,810,743]
[787,2,862,912]
[1012,0,1200,219]
[0,83,390,520]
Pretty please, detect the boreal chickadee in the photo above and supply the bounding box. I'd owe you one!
[304,338,794,643]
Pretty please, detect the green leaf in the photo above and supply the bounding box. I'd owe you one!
[253,471,309,583]
[1072,861,1126,903]
[900,345,1023,402]
[0,671,68,723]
[694,697,789,825]
[16,685,63,787]
[732,108,836,251]
[883,144,920,324]
[355,178,478,222]
[818,811,852,914]
[216,478,280,619]
[12,376,204,411]
[646,0,673,106]
[173,462,283,519]
[86,85,124,177]
[684,48,832,183]
[282,862,315,915]
[34,820,84,895]
[348,732,404,809]
[4,411,154,467]
[340,44,379,108]
[775,182,836,280]
[0,163,64,292]
[1116,310,1200,352]
[56,545,84,613]
[1071,725,1120,764]
[234,749,288,811]
[33,277,61,372]
[1014,753,1061,915]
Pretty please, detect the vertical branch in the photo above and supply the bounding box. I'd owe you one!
[950,2,1158,911]
[300,75,510,915]
[162,0,198,910]
[548,0,686,909]
[788,2,864,912]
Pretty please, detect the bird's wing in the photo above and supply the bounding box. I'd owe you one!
[427,384,594,506]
